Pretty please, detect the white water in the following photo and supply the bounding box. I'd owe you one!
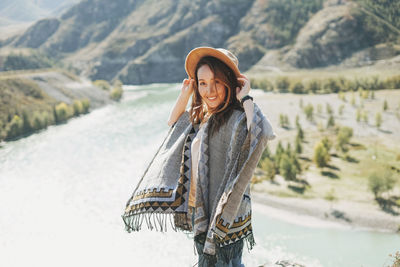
[0,84,398,267]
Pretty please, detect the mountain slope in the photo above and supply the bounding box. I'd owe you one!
[2,0,399,84]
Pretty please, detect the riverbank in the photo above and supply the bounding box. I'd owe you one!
[0,69,113,142]
[251,88,400,234]
[252,190,400,233]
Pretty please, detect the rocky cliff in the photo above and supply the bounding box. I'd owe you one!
[1,0,399,84]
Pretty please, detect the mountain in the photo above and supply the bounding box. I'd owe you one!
[0,0,79,26]
[1,0,399,84]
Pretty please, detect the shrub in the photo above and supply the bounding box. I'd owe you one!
[5,115,24,139]
[296,125,304,141]
[260,157,276,181]
[326,103,333,115]
[368,169,397,199]
[290,81,305,94]
[321,136,332,152]
[55,102,73,123]
[337,126,353,152]
[110,86,123,101]
[31,111,44,131]
[295,136,302,154]
[324,78,341,93]
[81,98,90,113]
[93,80,111,91]
[279,114,290,128]
[375,112,382,129]
[279,154,297,181]
[304,103,314,121]
[326,114,335,128]
[306,79,321,94]
[73,100,84,116]
[383,99,388,111]
[313,141,330,168]
[276,76,290,93]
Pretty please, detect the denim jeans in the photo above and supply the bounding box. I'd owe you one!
[191,207,245,267]
[194,239,245,267]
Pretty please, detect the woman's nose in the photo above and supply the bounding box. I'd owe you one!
[207,83,216,94]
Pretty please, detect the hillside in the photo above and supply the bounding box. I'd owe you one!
[0,0,79,26]
[1,0,399,84]
[0,69,112,141]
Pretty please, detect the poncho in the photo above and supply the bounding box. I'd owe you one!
[122,102,276,258]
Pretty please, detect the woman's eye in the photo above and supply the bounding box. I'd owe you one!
[199,82,206,86]
[215,80,220,84]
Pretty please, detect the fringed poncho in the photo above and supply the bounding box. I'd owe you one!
[122,102,276,258]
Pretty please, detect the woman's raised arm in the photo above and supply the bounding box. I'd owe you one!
[167,78,194,127]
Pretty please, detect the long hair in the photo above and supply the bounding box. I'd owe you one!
[189,56,243,136]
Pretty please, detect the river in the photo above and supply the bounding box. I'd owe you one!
[0,84,398,267]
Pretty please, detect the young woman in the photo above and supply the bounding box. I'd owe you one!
[122,47,275,267]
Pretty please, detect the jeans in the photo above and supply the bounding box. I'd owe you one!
[191,207,245,267]
[194,238,245,267]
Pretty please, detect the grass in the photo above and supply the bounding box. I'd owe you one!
[253,89,400,207]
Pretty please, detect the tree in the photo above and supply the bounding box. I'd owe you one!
[326,103,333,115]
[375,112,382,129]
[326,114,335,128]
[337,126,353,152]
[313,141,330,168]
[279,154,296,181]
[304,103,314,121]
[260,158,276,181]
[321,136,332,152]
[383,99,389,111]
[296,125,304,141]
[295,136,302,154]
[368,169,397,199]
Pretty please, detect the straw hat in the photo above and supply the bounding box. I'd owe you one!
[184,47,241,79]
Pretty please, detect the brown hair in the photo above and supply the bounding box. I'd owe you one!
[189,56,243,136]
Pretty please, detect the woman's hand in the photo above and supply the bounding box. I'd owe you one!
[236,74,251,101]
[180,78,194,98]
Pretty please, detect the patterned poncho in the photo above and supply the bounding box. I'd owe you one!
[122,102,276,258]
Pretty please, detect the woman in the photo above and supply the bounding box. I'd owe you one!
[122,47,276,267]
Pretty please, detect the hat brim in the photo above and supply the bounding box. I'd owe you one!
[184,47,241,79]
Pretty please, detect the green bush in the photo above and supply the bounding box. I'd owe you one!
[276,76,290,93]
[305,79,321,94]
[93,80,111,91]
[6,115,24,140]
[303,103,314,121]
[260,157,276,180]
[279,154,297,181]
[326,114,335,128]
[73,100,84,116]
[313,141,330,168]
[375,112,382,129]
[337,126,353,152]
[81,98,90,113]
[290,81,305,94]
[279,113,290,128]
[110,86,123,101]
[55,102,73,123]
[368,169,397,199]
[323,78,341,93]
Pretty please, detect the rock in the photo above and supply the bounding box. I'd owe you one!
[260,260,306,267]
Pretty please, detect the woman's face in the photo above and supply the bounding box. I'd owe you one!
[197,64,226,111]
